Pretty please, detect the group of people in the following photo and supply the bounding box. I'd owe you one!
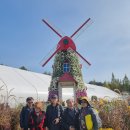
[20,95,101,130]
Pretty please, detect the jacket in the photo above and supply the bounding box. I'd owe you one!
[20,106,34,129]
[29,110,46,130]
[46,104,63,130]
[80,106,98,130]
[62,107,80,130]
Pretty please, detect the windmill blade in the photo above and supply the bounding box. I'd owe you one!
[41,45,60,67]
[42,19,63,38]
[70,18,92,38]
[75,50,91,66]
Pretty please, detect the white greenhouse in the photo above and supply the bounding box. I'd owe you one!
[0,65,120,106]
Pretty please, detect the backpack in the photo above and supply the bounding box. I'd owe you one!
[91,108,102,128]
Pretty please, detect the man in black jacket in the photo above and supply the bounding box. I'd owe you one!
[20,97,34,130]
[46,94,63,130]
[62,99,80,130]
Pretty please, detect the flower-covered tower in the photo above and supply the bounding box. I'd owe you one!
[41,19,91,101]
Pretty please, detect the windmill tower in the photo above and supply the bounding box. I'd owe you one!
[42,18,91,101]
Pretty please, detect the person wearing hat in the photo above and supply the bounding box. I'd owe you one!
[79,97,98,130]
[62,99,80,130]
[29,101,46,130]
[46,94,63,130]
[20,97,34,130]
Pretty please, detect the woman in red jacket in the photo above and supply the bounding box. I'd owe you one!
[29,101,46,130]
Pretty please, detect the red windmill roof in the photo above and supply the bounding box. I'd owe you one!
[59,73,76,82]
[57,36,76,51]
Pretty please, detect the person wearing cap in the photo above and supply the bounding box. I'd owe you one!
[20,97,34,130]
[62,99,80,130]
[29,101,46,130]
[46,94,63,130]
[79,97,98,130]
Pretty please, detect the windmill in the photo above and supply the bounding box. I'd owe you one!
[41,18,92,101]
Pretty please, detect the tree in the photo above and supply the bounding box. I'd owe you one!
[43,71,52,76]
[110,73,120,90]
[89,80,96,85]
[111,73,115,83]
[122,74,130,92]
[89,80,104,86]
[19,66,28,71]
[89,73,130,93]
[103,81,111,89]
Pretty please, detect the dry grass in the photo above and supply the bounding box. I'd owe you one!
[91,99,130,130]
[0,98,130,130]
[0,103,22,130]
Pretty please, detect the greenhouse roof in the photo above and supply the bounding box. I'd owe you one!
[0,65,120,104]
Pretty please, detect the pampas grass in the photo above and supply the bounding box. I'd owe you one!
[91,99,130,130]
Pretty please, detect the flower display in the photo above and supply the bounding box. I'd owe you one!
[48,49,87,100]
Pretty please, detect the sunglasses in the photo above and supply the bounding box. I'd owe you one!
[81,101,87,104]
[28,101,33,104]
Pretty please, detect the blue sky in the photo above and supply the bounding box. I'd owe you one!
[0,0,130,82]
